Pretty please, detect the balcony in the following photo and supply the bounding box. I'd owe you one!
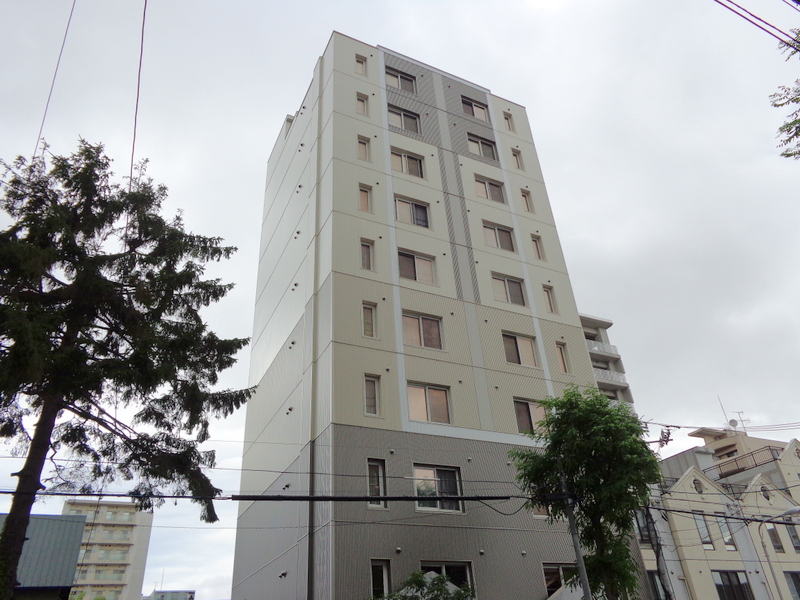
[593,368,627,385]
[585,339,619,356]
[702,446,784,480]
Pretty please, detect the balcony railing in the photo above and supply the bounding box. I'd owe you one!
[702,446,784,480]
[585,339,618,355]
[593,368,627,384]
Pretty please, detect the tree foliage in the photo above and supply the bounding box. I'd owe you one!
[374,570,475,600]
[771,29,800,159]
[510,387,660,600]
[0,141,253,598]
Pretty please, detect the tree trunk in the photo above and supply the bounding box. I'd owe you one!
[0,396,62,600]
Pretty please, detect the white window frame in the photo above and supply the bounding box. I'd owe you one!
[355,55,367,75]
[413,465,463,511]
[362,302,377,338]
[407,383,450,424]
[503,333,537,367]
[467,134,497,160]
[420,562,473,589]
[356,93,368,116]
[361,240,374,271]
[388,106,420,134]
[483,222,515,252]
[386,68,416,93]
[492,274,525,306]
[358,136,370,161]
[391,150,424,178]
[543,285,557,313]
[514,398,544,434]
[365,375,380,416]
[462,97,489,122]
[367,458,387,507]
[556,342,570,374]
[512,148,524,170]
[359,184,372,212]
[531,235,545,260]
[398,251,435,285]
[543,564,577,597]
[521,189,533,212]
[395,197,429,228]
[402,313,442,349]
[475,177,504,203]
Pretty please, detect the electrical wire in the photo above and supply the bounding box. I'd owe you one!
[779,0,800,14]
[128,0,148,189]
[712,0,800,50]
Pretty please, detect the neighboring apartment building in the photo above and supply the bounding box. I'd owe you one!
[63,499,153,600]
[142,590,195,600]
[580,313,633,404]
[639,431,800,600]
[232,32,645,600]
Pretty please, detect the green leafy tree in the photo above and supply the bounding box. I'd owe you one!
[771,29,800,159]
[510,387,660,600]
[374,570,475,600]
[0,142,253,599]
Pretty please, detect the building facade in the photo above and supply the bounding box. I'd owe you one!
[62,500,152,600]
[232,32,638,600]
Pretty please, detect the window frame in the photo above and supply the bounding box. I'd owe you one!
[483,222,515,252]
[359,184,372,212]
[503,333,537,367]
[358,136,370,161]
[407,383,450,424]
[385,68,416,94]
[371,559,391,597]
[364,375,380,416]
[420,562,473,590]
[543,564,577,598]
[362,302,377,338]
[475,177,504,203]
[711,571,755,600]
[355,55,367,75]
[543,285,558,313]
[514,398,544,435]
[786,521,800,552]
[356,93,368,116]
[467,134,497,160]
[634,509,654,545]
[398,251,435,285]
[503,112,515,131]
[715,513,737,551]
[391,150,424,178]
[531,235,545,260]
[395,197,429,228]
[765,517,785,553]
[367,458,387,508]
[402,312,442,349]
[462,97,489,122]
[693,511,715,550]
[521,189,533,212]
[512,148,525,170]
[556,342,570,374]
[361,240,374,271]
[492,274,525,306]
[388,106,420,134]
[413,465,463,512]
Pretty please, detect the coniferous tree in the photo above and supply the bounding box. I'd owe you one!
[771,28,800,159]
[0,142,253,599]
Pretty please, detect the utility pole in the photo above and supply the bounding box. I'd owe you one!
[560,473,592,600]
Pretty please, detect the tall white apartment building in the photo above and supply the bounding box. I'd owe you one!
[232,32,617,600]
[63,499,152,600]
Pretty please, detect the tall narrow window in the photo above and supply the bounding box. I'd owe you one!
[356,94,368,116]
[365,376,379,415]
[512,149,524,170]
[407,384,450,423]
[634,509,653,544]
[492,275,525,306]
[475,177,504,202]
[363,303,376,338]
[398,252,434,284]
[371,560,390,597]
[521,189,533,212]
[543,286,557,313]
[358,137,370,161]
[503,333,537,367]
[385,69,416,93]
[361,240,374,270]
[468,134,497,160]
[462,97,489,121]
[367,459,387,507]
[359,185,372,212]
[483,223,515,251]
[531,235,545,260]
[693,512,714,550]
[786,522,800,552]
[765,518,785,553]
[716,513,737,550]
[402,313,442,349]
[395,198,429,228]
[503,112,515,131]
[355,55,367,75]
[556,343,570,374]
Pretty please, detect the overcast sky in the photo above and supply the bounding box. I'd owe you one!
[1,0,799,597]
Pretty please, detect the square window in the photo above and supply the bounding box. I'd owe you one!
[492,275,525,306]
[359,185,372,212]
[358,137,370,161]
[355,55,367,75]
[371,560,391,597]
[503,112,515,132]
[421,562,472,589]
[413,466,462,511]
[398,251,434,284]
[467,134,497,160]
[363,302,376,338]
[543,285,557,313]
[407,384,450,423]
[386,69,416,93]
[712,571,755,600]
[356,94,368,116]
[556,343,570,374]
[543,564,577,597]
[521,189,533,212]
[514,398,545,434]
[483,223,514,251]
[503,333,537,367]
[361,240,374,271]
[462,97,489,122]
[367,459,387,507]
[391,150,424,177]
[395,198,429,228]
[365,376,380,415]
[475,177,504,203]
[512,149,524,170]
[402,313,442,349]
[388,106,420,134]
[531,235,545,260]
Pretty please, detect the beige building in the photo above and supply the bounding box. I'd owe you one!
[640,431,800,600]
[63,499,152,600]
[232,32,637,599]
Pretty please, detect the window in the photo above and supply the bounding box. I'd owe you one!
[358,137,370,161]
[355,55,367,75]
[787,522,800,552]
[512,149,524,170]
[693,479,704,494]
[413,466,461,511]
[514,399,545,434]
[386,69,415,93]
[407,384,450,423]
[503,333,537,367]
[785,572,800,600]
[391,150,424,177]
[716,513,737,550]
[361,240,374,270]
[77,569,88,581]
[367,459,387,507]
[543,285,557,313]
[371,560,391,597]
[395,198,429,228]
[647,571,667,600]
[765,517,785,552]
[483,223,514,251]
[503,112,515,131]
[693,512,714,550]
[388,107,420,134]
[521,189,533,212]
[543,564,577,597]
[402,313,442,349]
[492,275,525,306]
[475,177,504,202]
[634,509,653,544]
[359,185,372,212]
[365,376,380,415]
[467,134,497,160]
[555,343,570,374]
[356,94,368,116]
[421,563,472,589]
[363,303,376,337]
[462,97,488,121]
[712,571,755,600]
[531,235,545,260]
[398,252,434,284]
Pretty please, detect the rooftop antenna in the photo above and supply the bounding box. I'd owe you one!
[718,395,731,428]
[733,411,749,434]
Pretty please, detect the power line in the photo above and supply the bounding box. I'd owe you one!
[712,0,800,51]
[128,0,148,189]
[778,0,800,15]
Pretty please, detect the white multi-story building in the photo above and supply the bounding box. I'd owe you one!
[63,499,152,600]
[232,32,633,600]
